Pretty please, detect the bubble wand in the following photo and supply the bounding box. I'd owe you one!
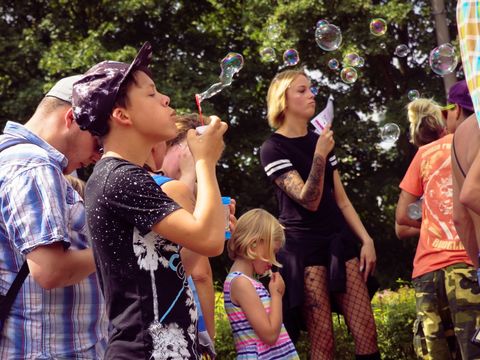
[195,52,244,125]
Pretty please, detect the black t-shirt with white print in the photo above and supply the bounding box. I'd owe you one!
[260,130,345,238]
[85,157,199,360]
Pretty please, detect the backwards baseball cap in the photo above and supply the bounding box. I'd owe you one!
[46,75,83,104]
[72,42,153,136]
[444,80,474,113]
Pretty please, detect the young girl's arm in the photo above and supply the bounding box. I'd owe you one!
[332,170,376,281]
[274,126,334,211]
[230,273,284,346]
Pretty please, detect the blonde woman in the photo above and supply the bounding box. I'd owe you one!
[259,70,379,360]
[407,98,446,147]
[223,208,299,359]
[395,98,446,239]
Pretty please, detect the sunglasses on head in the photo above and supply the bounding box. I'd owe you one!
[441,103,456,119]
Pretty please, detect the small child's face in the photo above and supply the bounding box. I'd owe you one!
[252,240,282,276]
[162,140,192,179]
[126,71,178,142]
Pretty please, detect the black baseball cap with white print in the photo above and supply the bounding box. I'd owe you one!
[72,42,153,136]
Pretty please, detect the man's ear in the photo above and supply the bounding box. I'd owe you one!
[64,107,74,128]
[455,104,462,120]
[111,107,132,126]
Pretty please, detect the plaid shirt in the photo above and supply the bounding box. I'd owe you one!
[0,121,107,359]
[457,0,480,126]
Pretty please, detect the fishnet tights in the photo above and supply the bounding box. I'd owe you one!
[303,258,378,359]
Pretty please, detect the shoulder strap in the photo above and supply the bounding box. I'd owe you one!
[0,261,29,322]
[452,134,467,178]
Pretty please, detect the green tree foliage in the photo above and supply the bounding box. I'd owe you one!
[0,0,460,287]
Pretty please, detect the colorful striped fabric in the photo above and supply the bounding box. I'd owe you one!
[457,0,480,126]
[223,271,299,359]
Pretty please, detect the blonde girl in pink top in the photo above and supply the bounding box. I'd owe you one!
[223,209,299,359]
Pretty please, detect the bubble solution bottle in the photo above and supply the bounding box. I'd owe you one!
[407,199,423,221]
[221,197,231,240]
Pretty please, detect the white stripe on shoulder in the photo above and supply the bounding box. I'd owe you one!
[329,155,337,166]
[264,159,291,172]
[266,162,292,176]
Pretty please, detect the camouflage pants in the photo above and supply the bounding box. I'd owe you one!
[412,263,480,360]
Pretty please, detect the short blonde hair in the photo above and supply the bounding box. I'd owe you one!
[166,113,211,147]
[65,175,86,198]
[228,208,285,267]
[267,70,307,129]
[407,98,445,147]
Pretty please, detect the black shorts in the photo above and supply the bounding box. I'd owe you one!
[283,227,358,267]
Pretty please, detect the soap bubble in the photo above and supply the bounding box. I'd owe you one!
[407,200,423,220]
[395,44,409,57]
[429,43,458,76]
[380,43,386,49]
[316,19,329,30]
[408,89,420,101]
[260,47,276,62]
[340,67,358,84]
[343,53,360,67]
[357,57,365,67]
[196,52,244,102]
[310,86,319,96]
[283,49,300,66]
[370,18,387,36]
[315,23,342,51]
[220,52,244,83]
[380,123,401,143]
[267,24,281,41]
[328,58,340,70]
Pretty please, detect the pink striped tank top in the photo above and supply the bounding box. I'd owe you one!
[223,271,299,359]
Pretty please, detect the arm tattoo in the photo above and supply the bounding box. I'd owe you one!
[275,154,326,210]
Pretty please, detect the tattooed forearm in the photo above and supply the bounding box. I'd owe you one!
[275,154,326,211]
[304,154,326,202]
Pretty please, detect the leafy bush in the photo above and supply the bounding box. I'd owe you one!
[214,284,417,359]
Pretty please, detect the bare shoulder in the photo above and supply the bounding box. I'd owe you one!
[161,180,195,212]
[161,179,191,198]
[230,274,256,304]
[453,115,480,172]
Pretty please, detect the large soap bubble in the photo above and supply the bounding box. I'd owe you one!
[196,52,244,102]
[343,53,360,67]
[370,18,387,36]
[328,58,340,70]
[267,24,281,41]
[260,47,276,63]
[316,19,329,30]
[408,89,420,101]
[283,49,300,66]
[340,67,358,84]
[315,23,342,51]
[429,43,458,76]
[380,123,401,144]
[394,44,409,57]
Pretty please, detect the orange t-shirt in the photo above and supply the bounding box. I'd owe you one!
[400,134,472,278]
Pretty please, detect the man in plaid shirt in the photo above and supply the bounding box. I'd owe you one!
[0,76,107,358]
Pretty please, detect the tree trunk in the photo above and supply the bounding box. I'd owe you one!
[431,0,457,98]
